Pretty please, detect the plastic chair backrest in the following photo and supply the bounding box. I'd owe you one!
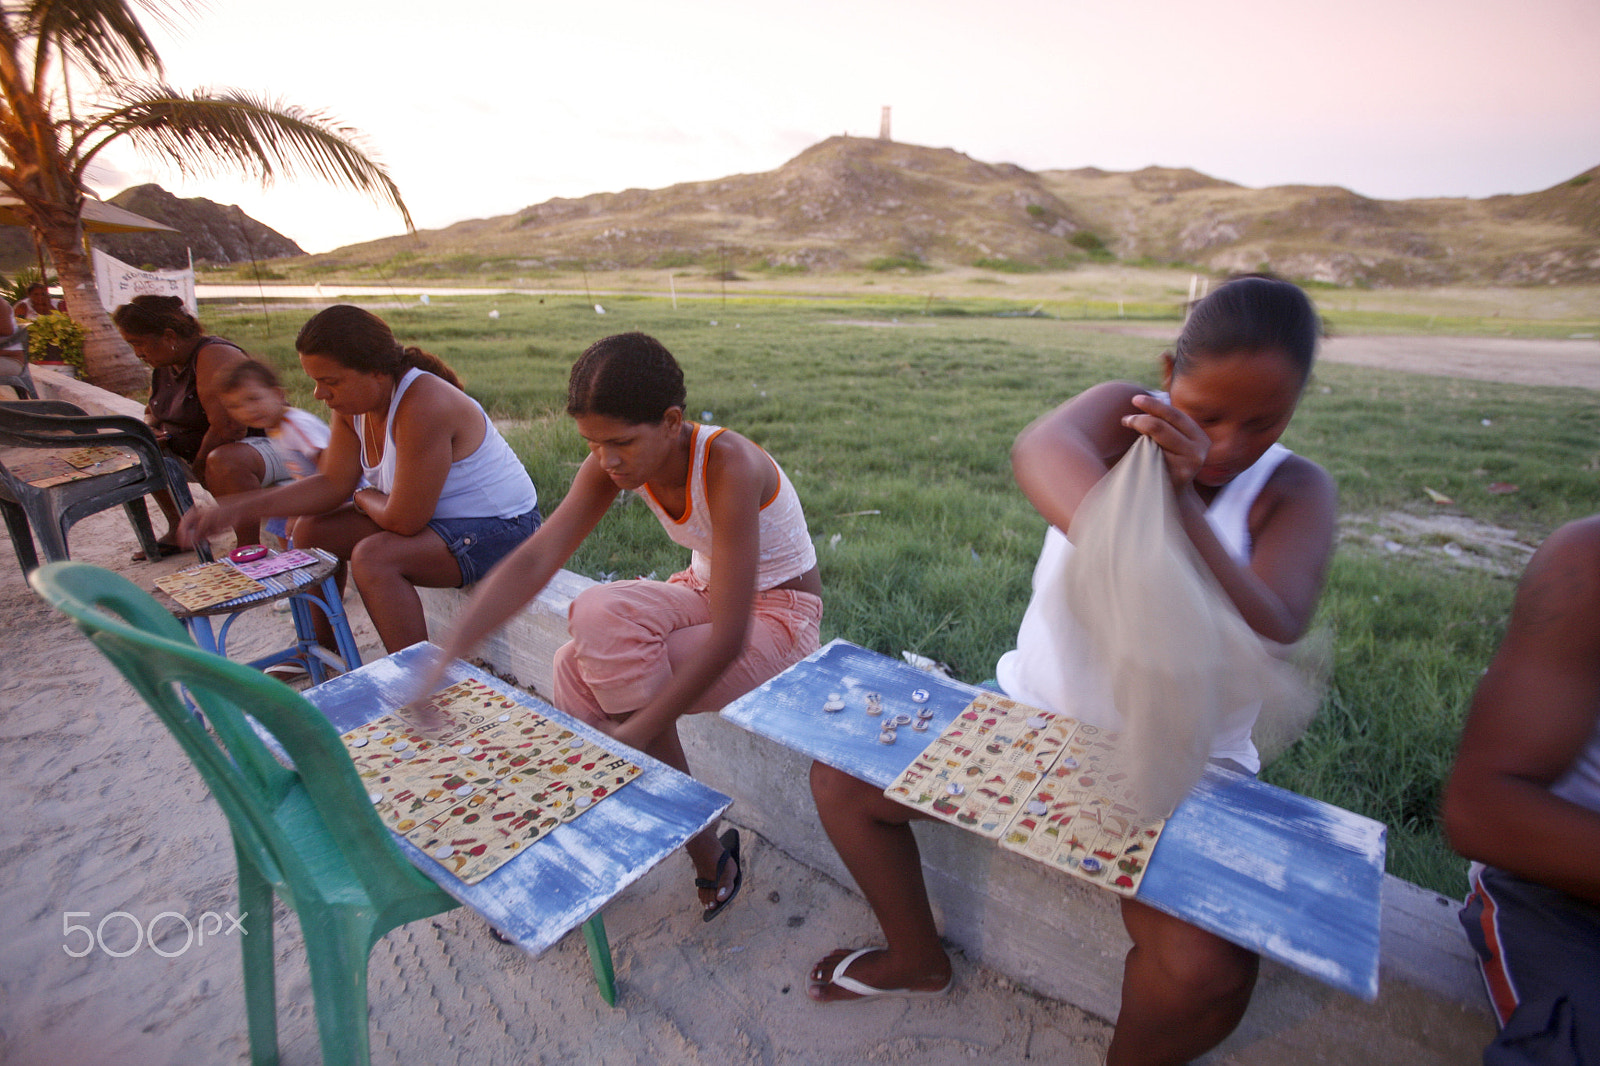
[0,399,213,568]
[29,561,440,916]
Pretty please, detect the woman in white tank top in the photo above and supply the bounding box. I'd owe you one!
[808,278,1338,1066]
[426,332,823,923]
[181,306,539,657]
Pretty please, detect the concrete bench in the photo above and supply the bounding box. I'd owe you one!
[418,572,1495,1055]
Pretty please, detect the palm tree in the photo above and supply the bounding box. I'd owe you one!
[0,0,411,392]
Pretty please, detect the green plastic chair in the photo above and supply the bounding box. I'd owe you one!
[30,561,617,1066]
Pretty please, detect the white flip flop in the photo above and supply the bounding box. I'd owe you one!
[812,947,953,1000]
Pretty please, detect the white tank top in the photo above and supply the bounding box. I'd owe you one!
[639,423,816,590]
[1554,719,1600,814]
[357,368,537,520]
[996,439,1294,773]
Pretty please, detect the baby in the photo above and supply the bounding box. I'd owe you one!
[216,359,331,544]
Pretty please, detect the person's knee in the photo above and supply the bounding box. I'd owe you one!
[1141,925,1257,1002]
[203,442,262,494]
[349,533,402,584]
[551,641,582,692]
[811,760,873,812]
[567,584,634,641]
[292,513,333,550]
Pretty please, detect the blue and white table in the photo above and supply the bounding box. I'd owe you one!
[302,642,732,959]
[721,639,1386,1001]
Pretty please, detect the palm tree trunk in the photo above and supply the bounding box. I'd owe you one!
[39,222,148,394]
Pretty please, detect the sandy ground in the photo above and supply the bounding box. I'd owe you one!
[1318,334,1600,391]
[0,506,1499,1066]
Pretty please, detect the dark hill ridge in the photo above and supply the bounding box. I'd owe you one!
[314,137,1599,287]
[0,186,299,273]
[98,184,303,269]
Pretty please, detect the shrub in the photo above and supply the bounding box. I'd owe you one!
[1069,231,1114,261]
[867,254,933,273]
[973,257,1042,274]
[27,311,86,370]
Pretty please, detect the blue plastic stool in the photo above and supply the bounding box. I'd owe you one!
[162,547,362,683]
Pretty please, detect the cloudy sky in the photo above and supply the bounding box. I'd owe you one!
[86,0,1600,254]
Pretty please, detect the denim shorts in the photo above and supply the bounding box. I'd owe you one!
[427,508,541,586]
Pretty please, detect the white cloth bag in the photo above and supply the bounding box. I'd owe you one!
[1061,436,1322,819]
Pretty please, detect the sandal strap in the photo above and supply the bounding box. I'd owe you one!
[694,843,735,890]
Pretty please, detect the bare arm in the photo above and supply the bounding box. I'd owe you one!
[1172,455,1335,642]
[1443,516,1600,904]
[350,375,470,536]
[421,456,619,681]
[1013,382,1335,643]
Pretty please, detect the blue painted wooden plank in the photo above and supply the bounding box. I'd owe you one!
[720,638,1386,1001]
[720,639,976,786]
[303,643,732,956]
[1143,768,1386,999]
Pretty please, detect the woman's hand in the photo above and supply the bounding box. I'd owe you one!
[395,647,454,736]
[1122,392,1209,491]
[177,501,240,546]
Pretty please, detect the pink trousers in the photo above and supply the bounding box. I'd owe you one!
[552,569,823,724]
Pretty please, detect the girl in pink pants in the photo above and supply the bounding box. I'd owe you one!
[430,332,822,920]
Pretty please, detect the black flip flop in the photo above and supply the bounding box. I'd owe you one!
[696,828,743,923]
[131,540,186,562]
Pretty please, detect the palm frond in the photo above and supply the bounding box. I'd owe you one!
[24,0,176,83]
[78,85,412,230]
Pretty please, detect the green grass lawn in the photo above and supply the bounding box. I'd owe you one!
[202,290,1600,898]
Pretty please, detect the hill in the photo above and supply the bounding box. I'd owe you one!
[0,185,301,274]
[303,137,1599,288]
[1037,164,1600,287]
[9,139,1596,289]
[99,185,303,269]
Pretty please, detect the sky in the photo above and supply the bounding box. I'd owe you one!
[82,0,1600,255]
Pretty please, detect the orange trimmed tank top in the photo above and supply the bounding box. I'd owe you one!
[638,423,816,590]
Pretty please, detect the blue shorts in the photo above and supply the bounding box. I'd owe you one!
[1461,864,1600,1065]
[427,509,541,587]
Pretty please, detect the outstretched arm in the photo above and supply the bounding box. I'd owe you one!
[1444,516,1600,905]
[178,410,363,543]
[412,457,618,695]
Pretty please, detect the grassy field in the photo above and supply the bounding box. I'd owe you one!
[199,288,1600,898]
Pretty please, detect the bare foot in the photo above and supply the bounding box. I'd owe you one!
[807,947,951,1002]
